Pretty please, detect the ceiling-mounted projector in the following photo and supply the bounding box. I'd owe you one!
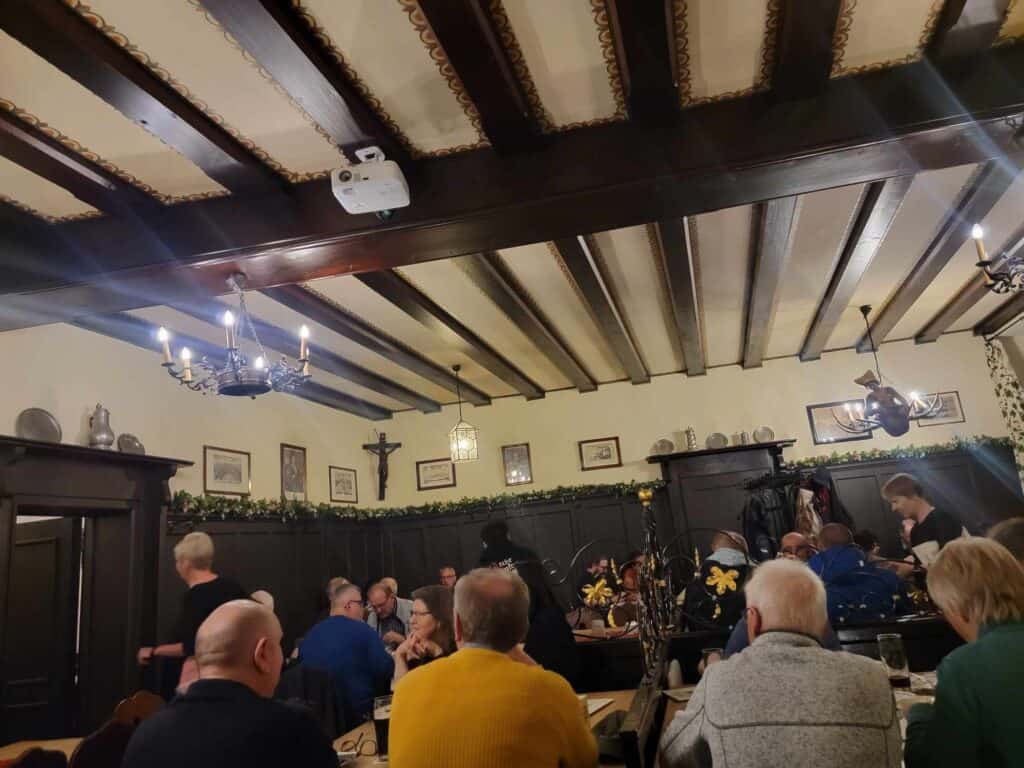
[331,146,410,218]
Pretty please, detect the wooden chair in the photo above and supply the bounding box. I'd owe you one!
[8,749,67,768]
[68,692,164,768]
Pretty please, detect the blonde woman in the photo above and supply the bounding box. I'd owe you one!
[905,538,1024,767]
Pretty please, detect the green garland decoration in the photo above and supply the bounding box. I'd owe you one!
[783,434,1013,469]
[170,480,666,523]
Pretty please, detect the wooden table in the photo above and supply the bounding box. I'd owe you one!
[334,689,642,766]
[0,738,81,761]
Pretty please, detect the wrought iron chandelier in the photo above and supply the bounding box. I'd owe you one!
[831,305,940,437]
[974,223,1024,294]
[449,364,479,463]
[157,273,311,398]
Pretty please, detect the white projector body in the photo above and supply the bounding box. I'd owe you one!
[330,146,410,215]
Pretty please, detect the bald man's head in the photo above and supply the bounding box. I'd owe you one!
[820,523,853,550]
[779,532,813,562]
[195,600,283,698]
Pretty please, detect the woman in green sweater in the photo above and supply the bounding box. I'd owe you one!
[905,537,1024,768]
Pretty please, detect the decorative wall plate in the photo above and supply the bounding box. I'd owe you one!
[753,426,775,443]
[15,408,62,443]
[117,433,146,455]
[705,432,729,450]
[652,438,675,455]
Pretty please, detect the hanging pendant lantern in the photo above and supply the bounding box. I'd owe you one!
[449,364,479,463]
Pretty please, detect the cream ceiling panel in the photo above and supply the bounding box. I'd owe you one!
[304,275,515,398]
[951,292,1008,333]
[75,0,345,181]
[129,306,408,411]
[1000,0,1024,40]
[832,0,942,77]
[693,204,753,367]
[826,164,980,350]
[765,184,866,359]
[238,291,455,405]
[889,173,1024,340]
[589,225,683,375]
[495,242,623,383]
[0,31,225,202]
[397,258,572,392]
[493,0,623,129]
[680,0,772,104]
[297,0,483,155]
[0,156,97,221]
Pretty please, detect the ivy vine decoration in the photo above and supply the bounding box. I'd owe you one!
[784,435,1013,470]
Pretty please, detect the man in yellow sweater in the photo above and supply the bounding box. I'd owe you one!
[390,568,598,767]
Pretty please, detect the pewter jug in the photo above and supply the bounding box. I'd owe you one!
[88,404,115,450]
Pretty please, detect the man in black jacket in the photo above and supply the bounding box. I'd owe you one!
[123,600,337,768]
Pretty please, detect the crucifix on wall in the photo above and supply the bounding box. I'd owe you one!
[363,432,402,501]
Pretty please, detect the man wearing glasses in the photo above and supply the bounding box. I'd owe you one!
[298,584,394,727]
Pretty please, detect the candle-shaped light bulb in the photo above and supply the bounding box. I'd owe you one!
[254,355,265,371]
[972,223,988,263]
[909,391,920,403]
[157,327,172,363]
[299,325,310,361]
[222,310,236,349]
[180,347,193,382]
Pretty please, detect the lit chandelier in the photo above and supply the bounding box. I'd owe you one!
[449,364,479,463]
[973,223,1024,294]
[831,305,941,437]
[157,273,311,398]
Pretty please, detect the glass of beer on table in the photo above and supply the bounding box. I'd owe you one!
[373,694,392,762]
[877,633,910,688]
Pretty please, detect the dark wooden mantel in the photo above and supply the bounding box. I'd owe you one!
[0,435,192,472]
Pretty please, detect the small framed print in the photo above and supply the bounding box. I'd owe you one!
[917,391,966,427]
[578,436,622,471]
[502,443,533,486]
[203,445,251,497]
[329,465,358,504]
[416,458,456,491]
[280,443,307,501]
[807,401,873,445]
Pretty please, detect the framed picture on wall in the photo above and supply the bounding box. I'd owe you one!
[916,391,966,427]
[280,443,307,501]
[807,400,873,445]
[203,445,251,497]
[416,458,456,491]
[501,443,533,486]
[578,436,622,471]
[329,466,358,503]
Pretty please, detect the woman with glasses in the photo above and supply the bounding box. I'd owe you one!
[393,585,456,683]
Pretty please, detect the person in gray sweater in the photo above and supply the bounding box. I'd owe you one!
[660,559,901,768]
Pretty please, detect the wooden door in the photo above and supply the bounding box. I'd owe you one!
[0,518,80,742]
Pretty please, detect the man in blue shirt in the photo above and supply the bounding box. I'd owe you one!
[299,583,394,727]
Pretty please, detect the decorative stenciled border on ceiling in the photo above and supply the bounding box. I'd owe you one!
[54,1,269,193]
[672,0,782,108]
[831,0,945,78]
[997,0,1024,43]
[487,0,626,132]
[0,97,164,209]
[0,191,99,224]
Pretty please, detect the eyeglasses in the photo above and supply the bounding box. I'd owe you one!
[410,609,432,618]
[345,599,364,609]
[337,730,376,757]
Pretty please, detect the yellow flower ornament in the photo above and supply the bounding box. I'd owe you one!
[705,566,740,595]
[582,578,614,607]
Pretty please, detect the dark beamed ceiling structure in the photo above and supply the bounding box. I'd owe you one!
[1,0,1024,420]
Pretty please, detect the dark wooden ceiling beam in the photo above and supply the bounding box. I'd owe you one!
[0,0,281,194]
[197,0,409,165]
[858,161,1020,352]
[773,0,843,99]
[0,111,161,217]
[974,291,1024,337]
[744,196,801,368]
[917,222,1024,343]
[552,236,649,384]
[415,0,538,152]
[927,0,1012,63]
[168,299,441,413]
[653,218,704,375]
[3,46,1024,328]
[459,253,596,392]
[261,284,490,406]
[356,270,545,400]
[605,0,677,120]
[800,176,914,360]
[71,312,391,420]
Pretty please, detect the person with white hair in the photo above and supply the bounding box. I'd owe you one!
[661,559,901,768]
[138,531,247,690]
[389,568,597,768]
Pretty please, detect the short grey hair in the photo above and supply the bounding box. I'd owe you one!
[174,531,214,570]
[453,568,529,652]
[331,583,361,608]
[745,559,827,636]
